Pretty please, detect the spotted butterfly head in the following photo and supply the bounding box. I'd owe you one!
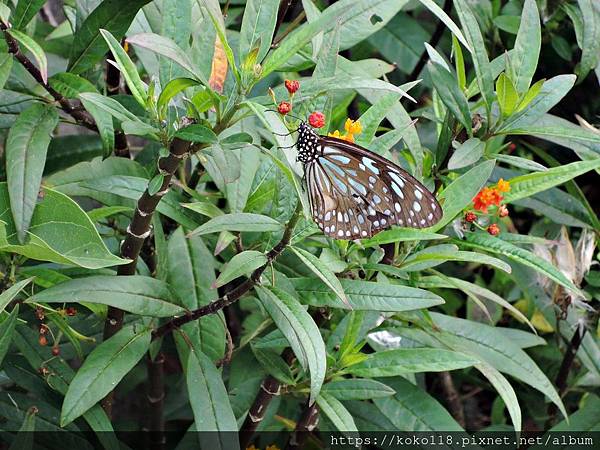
[296,121,320,164]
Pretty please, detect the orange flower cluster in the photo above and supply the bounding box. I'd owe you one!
[472,178,510,213]
[328,118,362,143]
[464,179,511,235]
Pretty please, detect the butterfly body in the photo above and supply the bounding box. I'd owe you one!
[296,122,442,240]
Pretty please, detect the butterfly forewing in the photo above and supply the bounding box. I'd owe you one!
[303,133,442,240]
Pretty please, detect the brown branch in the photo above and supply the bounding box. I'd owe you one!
[146,353,166,450]
[240,308,328,448]
[106,39,131,158]
[239,348,295,448]
[439,371,466,427]
[152,203,303,340]
[272,0,299,45]
[547,322,587,425]
[1,22,97,131]
[101,124,194,417]
[285,400,320,450]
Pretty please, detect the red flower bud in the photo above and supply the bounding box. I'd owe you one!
[52,346,60,356]
[498,204,509,217]
[39,334,48,346]
[308,111,325,128]
[464,211,477,223]
[39,324,48,335]
[66,307,77,316]
[278,101,291,115]
[487,223,500,236]
[285,79,299,94]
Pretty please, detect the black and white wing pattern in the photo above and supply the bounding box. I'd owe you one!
[304,136,442,240]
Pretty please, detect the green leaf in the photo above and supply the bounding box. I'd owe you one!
[174,124,218,143]
[496,73,519,118]
[199,0,239,81]
[515,78,544,112]
[290,246,348,308]
[356,93,402,146]
[495,153,547,172]
[78,92,140,123]
[8,402,36,450]
[79,97,115,156]
[576,0,600,79]
[0,53,13,91]
[256,286,326,404]
[317,392,358,434]
[497,75,576,133]
[262,0,406,78]
[344,348,478,377]
[6,104,59,243]
[186,348,240,450]
[454,0,494,111]
[157,78,201,114]
[251,346,295,384]
[182,202,223,218]
[435,159,495,231]
[13,0,45,30]
[374,377,463,431]
[0,184,130,269]
[214,250,267,288]
[476,363,521,431]
[539,394,600,435]
[81,175,198,230]
[190,213,282,236]
[459,233,583,297]
[361,228,447,247]
[11,327,120,450]
[0,3,10,23]
[0,304,19,368]
[48,73,98,99]
[509,0,541,93]
[0,277,34,313]
[323,379,395,400]
[504,159,600,204]
[29,276,185,317]
[167,227,225,362]
[448,137,485,170]
[291,277,444,311]
[400,312,567,419]
[127,32,208,86]
[7,29,48,83]
[147,174,164,196]
[239,0,279,63]
[428,62,472,133]
[100,29,147,107]
[61,325,151,426]
[493,15,520,34]
[68,0,152,74]
[401,249,511,273]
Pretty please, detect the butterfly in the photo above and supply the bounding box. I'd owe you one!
[295,121,442,240]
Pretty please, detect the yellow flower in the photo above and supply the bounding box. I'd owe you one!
[266,446,281,450]
[344,118,362,135]
[497,178,511,193]
[327,130,342,139]
[342,132,355,143]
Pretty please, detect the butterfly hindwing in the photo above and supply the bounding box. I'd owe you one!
[305,135,442,240]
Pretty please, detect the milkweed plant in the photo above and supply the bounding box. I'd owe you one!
[0,0,598,448]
